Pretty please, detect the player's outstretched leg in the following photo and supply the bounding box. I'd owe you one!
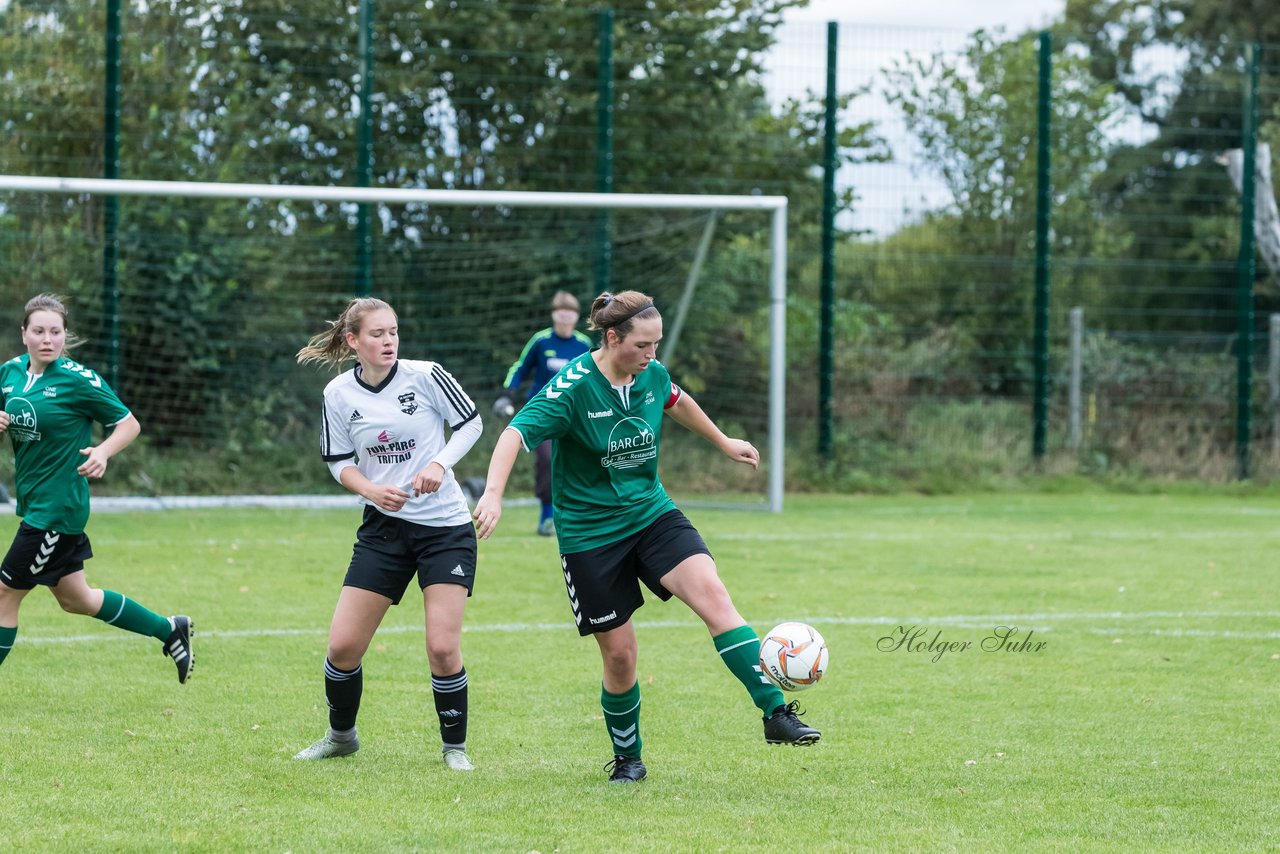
[763,699,821,746]
[163,615,195,684]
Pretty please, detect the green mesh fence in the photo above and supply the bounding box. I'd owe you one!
[3,2,1280,492]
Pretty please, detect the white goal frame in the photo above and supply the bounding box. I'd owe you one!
[0,174,789,511]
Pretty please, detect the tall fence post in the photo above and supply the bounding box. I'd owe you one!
[595,10,615,296]
[818,21,838,462]
[354,0,375,296]
[102,0,122,389]
[1069,307,1083,450]
[1032,31,1053,462]
[1269,313,1280,458]
[1235,43,1260,480]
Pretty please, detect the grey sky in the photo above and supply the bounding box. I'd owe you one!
[767,0,1068,236]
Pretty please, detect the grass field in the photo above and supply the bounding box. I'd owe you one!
[1,493,1277,852]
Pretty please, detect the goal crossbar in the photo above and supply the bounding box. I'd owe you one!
[0,174,788,511]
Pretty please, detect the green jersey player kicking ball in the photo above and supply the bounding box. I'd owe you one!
[0,294,193,683]
[473,290,819,784]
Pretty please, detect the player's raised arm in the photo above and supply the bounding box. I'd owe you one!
[665,390,759,469]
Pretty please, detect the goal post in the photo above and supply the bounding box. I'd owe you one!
[0,174,788,511]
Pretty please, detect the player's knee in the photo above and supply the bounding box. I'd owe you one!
[425,638,460,670]
[54,591,95,615]
[326,643,364,670]
[599,643,636,677]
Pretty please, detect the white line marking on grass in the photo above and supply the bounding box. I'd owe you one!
[16,610,1280,646]
[1090,627,1280,640]
[717,529,1280,542]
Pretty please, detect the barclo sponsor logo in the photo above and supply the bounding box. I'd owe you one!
[5,400,41,442]
[600,418,657,469]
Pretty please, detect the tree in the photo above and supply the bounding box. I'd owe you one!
[881,28,1125,391]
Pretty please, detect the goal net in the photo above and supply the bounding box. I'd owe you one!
[0,176,786,510]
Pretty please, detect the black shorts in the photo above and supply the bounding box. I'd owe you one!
[560,509,710,636]
[0,522,94,590]
[343,506,477,605]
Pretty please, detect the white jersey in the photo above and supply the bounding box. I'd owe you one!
[321,359,477,526]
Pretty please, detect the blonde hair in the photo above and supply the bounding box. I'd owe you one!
[22,292,83,350]
[587,290,658,341]
[296,297,395,368]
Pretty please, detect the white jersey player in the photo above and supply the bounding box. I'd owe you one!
[294,297,482,772]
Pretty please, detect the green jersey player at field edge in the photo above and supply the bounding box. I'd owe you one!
[293,298,483,772]
[0,293,193,682]
[473,290,820,784]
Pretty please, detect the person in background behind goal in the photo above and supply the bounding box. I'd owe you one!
[0,293,193,682]
[492,290,592,536]
[293,297,483,772]
[473,290,820,784]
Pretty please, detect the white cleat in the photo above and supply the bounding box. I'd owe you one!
[294,733,359,760]
[442,748,474,771]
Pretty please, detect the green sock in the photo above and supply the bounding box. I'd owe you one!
[95,590,172,641]
[0,625,15,666]
[714,625,785,715]
[601,681,642,759]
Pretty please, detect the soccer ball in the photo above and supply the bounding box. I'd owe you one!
[759,622,828,692]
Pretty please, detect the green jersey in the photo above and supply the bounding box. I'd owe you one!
[510,352,680,553]
[0,355,131,534]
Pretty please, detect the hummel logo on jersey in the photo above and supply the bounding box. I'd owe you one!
[1,386,12,394]
[588,408,614,419]
[451,565,465,576]
[349,410,364,422]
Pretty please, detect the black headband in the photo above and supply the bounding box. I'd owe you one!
[604,301,655,329]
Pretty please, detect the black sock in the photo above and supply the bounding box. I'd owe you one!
[432,667,468,750]
[324,658,363,733]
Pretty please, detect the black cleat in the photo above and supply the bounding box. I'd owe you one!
[164,615,194,684]
[763,699,821,746]
[605,755,647,783]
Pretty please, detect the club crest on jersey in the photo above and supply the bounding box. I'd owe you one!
[600,417,657,469]
[398,392,418,415]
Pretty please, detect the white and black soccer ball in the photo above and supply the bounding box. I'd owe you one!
[759,621,828,692]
